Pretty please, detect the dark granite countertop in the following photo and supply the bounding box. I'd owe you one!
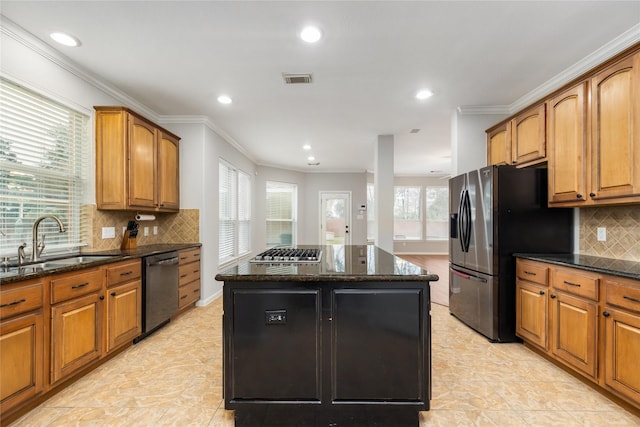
[215,245,439,282]
[0,243,201,285]
[514,253,640,281]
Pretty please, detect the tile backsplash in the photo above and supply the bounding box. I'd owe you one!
[81,205,199,250]
[579,205,640,262]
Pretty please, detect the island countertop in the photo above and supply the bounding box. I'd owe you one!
[215,245,439,282]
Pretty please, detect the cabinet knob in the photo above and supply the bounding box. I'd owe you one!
[539,290,545,295]
[589,192,596,198]
[576,194,583,199]
[550,294,557,299]
[111,292,116,297]
[603,311,610,317]
[99,295,105,300]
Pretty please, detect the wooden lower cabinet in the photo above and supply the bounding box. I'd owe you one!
[603,307,640,403]
[0,312,44,414]
[549,291,598,379]
[516,280,548,349]
[178,247,201,310]
[106,281,141,352]
[50,292,103,384]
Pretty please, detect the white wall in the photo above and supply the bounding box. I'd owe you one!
[452,111,508,175]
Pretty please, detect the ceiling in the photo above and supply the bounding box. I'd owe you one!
[1,1,639,175]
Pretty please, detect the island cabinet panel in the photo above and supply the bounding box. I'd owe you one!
[331,289,423,401]
[229,289,321,401]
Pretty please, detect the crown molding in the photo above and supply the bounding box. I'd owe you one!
[457,105,510,115]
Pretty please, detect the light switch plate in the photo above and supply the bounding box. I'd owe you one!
[143,226,149,237]
[597,227,606,242]
[153,226,158,235]
[102,227,115,239]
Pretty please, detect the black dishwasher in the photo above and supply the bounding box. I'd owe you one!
[136,251,179,342]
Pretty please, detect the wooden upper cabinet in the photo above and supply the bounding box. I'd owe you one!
[511,103,546,166]
[487,122,511,166]
[157,131,180,211]
[591,51,640,203]
[128,115,157,209]
[547,82,588,205]
[95,107,180,212]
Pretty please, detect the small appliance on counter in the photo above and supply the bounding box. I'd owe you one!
[121,220,138,250]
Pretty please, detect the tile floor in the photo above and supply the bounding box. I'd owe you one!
[10,297,640,426]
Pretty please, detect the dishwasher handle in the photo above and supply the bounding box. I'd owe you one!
[148,257,179,267]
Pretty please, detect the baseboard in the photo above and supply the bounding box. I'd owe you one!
[196,289,222,307]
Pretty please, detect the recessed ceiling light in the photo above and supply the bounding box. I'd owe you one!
[300,26,322,43]
[50,32,80,47]
[416,89,434,100]
[307,155,316,162]
[217,95,232,104]
[303,144,312,151]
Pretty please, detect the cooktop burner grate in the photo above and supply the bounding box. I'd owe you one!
[251,248,322,263]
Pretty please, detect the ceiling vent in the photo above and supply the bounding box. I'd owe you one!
[283,73,313,84]
[410,129,420,134]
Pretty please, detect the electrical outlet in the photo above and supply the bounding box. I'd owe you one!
[597,227,607,242]
[101,227,115,239]
[153,226,158,235]
[143,226,149,237]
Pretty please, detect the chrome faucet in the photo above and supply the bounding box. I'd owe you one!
[32,215,66,261]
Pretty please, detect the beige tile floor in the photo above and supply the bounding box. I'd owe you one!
[10,298,640,426]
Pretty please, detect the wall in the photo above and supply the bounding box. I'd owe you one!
[579,206,640,261]
[452,111,508,176]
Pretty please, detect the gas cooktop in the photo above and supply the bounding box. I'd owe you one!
[250,248,322,263]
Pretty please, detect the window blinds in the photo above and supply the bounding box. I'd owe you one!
[218,160,251,264]
[265,181,296,248]
[0,78,89,256]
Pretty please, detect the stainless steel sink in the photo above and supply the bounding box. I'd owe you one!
[41,255,113,266]
[1,255,117,278]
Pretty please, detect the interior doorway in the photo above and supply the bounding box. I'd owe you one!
[319,192,351,246]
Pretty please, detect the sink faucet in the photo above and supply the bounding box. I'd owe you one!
[32,215,66,261]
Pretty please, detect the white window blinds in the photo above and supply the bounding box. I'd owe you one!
[0,78,89,256]
[266,181,296,248]
[218,160,251,264]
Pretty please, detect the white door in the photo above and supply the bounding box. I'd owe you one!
[320,192,351,246]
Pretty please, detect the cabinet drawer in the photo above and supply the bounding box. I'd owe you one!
[552,267,599,300]
[51,269,103,304]
[604,276,640,313]
[179,263,201,286]
[516,260,548,286]
[179,247,201,264]
[0,281,44,320]
[179,279,200,308]
[106,260,141,287]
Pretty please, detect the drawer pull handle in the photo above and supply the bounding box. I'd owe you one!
[524,271,537,276]
[71,282,89,289]
[0,298,26,308]
[623,295,640,304]
[563,280,581,287]
[180,274,188,278]
[181,295,188,300]
[194,269,200,273]
[120,271,133,276]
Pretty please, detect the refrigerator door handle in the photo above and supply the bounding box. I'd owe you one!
[457,189,466,251]
[463,189,472,252]
[450,267,488,283]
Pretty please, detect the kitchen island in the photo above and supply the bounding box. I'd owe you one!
[215,245,438,427]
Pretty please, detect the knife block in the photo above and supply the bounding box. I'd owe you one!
[120,230,137,250]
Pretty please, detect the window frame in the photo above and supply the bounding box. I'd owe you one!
[265,181,297,248]
[393,185,423,241]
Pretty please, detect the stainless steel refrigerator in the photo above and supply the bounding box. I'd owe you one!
[449,165,573,342]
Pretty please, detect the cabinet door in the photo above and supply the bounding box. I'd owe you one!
[229,289,321,401]
[487,123,511,166]
[591,52,640,201]
[512,104,546,165]
[331,289,427,402]
[603,307,640,404]
[51,293,103,384]
[515,280,548,349]
[95,109,127,209]
[106,281,141,352]
[0,313,44,414]
[128,114,157,209]
[157,131,180,211]
[549,291,597,379]
[548,83,588,205]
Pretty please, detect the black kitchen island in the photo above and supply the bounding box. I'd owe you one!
[215,245,438,427]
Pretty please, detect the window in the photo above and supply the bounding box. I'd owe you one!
[219,160,251,264]
[366,183,375,242]
[426,186,449,240]
[0,78,89,255]
[266,181,297,248]
[393,186,422,240]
